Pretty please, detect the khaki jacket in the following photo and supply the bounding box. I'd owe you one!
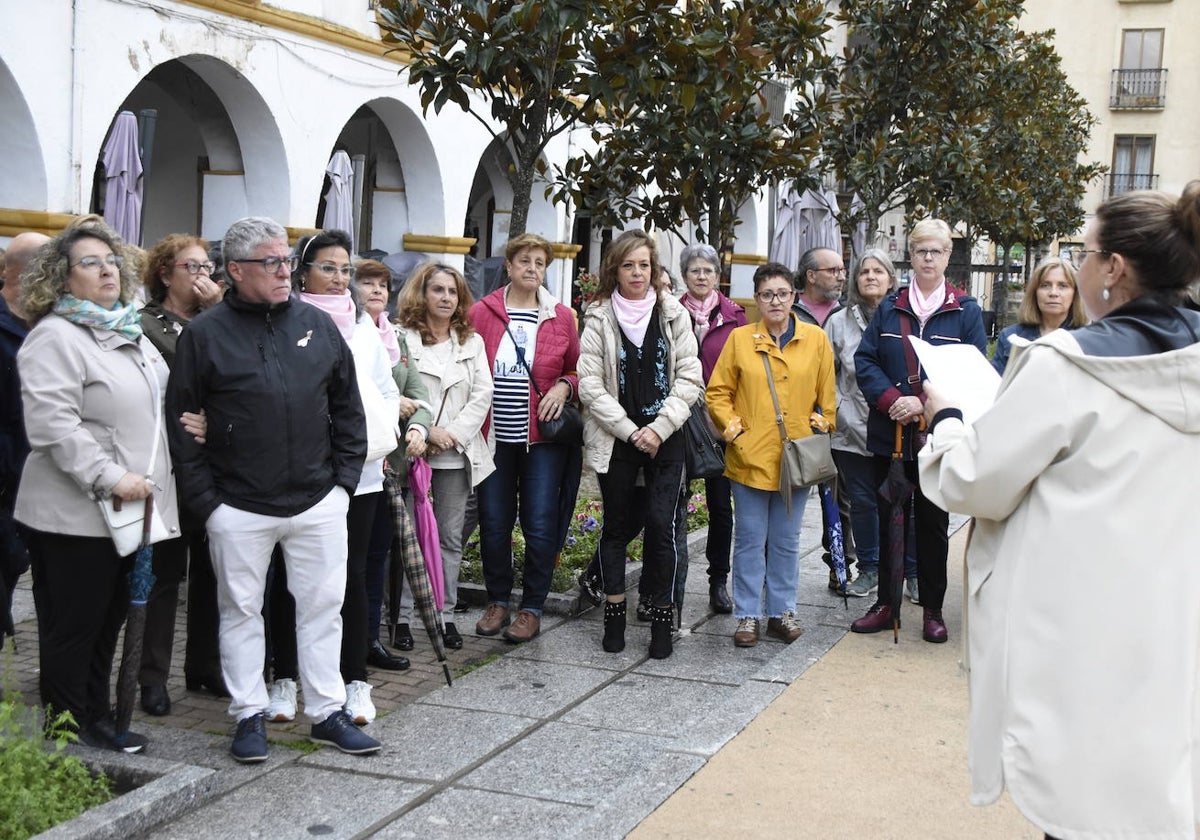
[577,295,702,474]
[15,314,180,538]
[706,316,836,492]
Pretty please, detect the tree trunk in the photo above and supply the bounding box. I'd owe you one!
[508,160,536,240]
[992,243,1010,330]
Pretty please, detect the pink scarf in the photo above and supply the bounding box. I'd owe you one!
[300,291,356,341]
[681,291,719,344]
[908,281,946,324]
[610,290,657,346]
[376,312,401,366]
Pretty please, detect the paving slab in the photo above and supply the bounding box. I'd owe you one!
[155,764,428,840]
[504,615,653,671]
[368,787,591,840]
[415,655,615,719]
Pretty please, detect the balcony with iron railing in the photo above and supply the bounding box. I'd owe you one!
[1110,68,1168,109]
[1106,172,1160,196]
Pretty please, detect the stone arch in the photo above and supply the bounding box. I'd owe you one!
[0,56,47,222]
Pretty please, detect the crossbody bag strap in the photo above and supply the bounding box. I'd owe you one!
[502,320,544,399]
[140,341,162,477]
[896,312,924,397]
[761,353,789,443]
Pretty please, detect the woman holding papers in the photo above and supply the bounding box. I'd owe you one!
[918,186,1200,839]
[851,219,986,643]
[990,256,1087,374]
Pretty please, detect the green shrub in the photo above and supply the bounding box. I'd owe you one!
[460,484,711,593]
[0,701,113,839]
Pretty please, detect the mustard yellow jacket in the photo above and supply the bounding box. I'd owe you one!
[706,316,836,492]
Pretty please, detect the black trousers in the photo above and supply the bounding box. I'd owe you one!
[703,472,733,585]
[597,441,687,607]
[138,529,222,686]
[873,457,948,611]
[183,531,222,680]
[27,530,131,731]
[268,492,378,684]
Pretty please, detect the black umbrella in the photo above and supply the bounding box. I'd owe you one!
[384,467,452,686]
[877,422,915,644]
[115,497,156,735]
[0,510,30,650]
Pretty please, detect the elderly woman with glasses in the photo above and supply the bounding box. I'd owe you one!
[677,243,745,614]
[133,234,226,717]
[851,219,987,644]
[991,256,1088,374]
[15,218,180,753]
[706,262,835,648]
[259,229,402,727]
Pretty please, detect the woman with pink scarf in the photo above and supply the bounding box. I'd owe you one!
[850,218,987,645]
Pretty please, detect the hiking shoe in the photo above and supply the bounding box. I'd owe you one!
[502,610,541,643]
[344,680,376,726]
[733,617,760,648]
[906,577,921,605]
[766,611,804,643]
[231,712,268,763]
[266,678,297,722]
[846,570,878,598]
[310,710,382,755]
[475,602,510,636]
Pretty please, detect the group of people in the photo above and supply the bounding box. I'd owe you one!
[5,182,1200,839]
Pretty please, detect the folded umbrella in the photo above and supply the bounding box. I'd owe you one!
[878,422,916,644]
[408,457,445,611]
[114,496,156,737]
[819,482,849,607]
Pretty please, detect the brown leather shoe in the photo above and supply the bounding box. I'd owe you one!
[475,603,510,636]
[502,610,541,643]
[850,602,897,634]
[733,617,759,647]
[765,611,804,643]
[922,608,948,643]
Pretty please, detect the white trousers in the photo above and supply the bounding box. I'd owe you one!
[206,487,349,722]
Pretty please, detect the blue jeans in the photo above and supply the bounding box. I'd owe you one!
[833,450,879,573]
[477,441,570,613]
[730,482,809,619]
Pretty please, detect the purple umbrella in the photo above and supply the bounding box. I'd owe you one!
[878,422,915,644]
[101,111,143,245]
[408,456,445,611]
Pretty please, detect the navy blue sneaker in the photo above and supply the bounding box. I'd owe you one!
[310,710,381,755]
[231,712,268,763]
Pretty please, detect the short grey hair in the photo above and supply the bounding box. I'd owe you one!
[223,217,288,262]
[679,243,720,278]
[796,247,838,291]
[849,248,898,307]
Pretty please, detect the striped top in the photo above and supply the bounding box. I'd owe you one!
[491,308,538,442]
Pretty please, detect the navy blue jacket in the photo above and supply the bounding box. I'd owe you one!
[854,286,987,459]
[0,298,29,507]
[991,322,1041,375]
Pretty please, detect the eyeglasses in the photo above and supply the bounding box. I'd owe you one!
[233,256,299,274]
[70,254,124,271]
[755,289,794,303]
[175,260,216,276]
[687,267,717,277]
[307,262,356,279]
[913,248,947,260]
[1064,248,1110,269]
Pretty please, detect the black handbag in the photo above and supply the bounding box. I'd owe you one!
[502,320,584,446]
[683,398,725,480]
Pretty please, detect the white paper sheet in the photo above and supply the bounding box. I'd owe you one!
[907,336,1000,425]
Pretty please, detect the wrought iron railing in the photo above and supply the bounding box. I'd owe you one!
[1110,68,1167,109]
[1105,172,1160,196]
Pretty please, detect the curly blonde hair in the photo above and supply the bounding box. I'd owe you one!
[396,262,475,345]
[142,233,210,303]
[20,220,140,325]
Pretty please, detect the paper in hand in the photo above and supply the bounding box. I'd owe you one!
[907,335,1001,425]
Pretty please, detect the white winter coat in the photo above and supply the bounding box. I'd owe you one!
[918,328,1200,840]
[577,294,702,474]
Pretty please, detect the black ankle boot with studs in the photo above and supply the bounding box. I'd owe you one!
[602,600,627,653]
[648,605,674,660]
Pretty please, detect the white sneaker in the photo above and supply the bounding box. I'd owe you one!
[265,678,297,722]
[344,680,376,726]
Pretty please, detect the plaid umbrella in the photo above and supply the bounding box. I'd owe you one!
[114,496,156,736]
[384,467,451,686]
[819,483,849,607]
[878,422,915,644]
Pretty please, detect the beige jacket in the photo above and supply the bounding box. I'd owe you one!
[15,314,180,539]
[577,294,702,474]
[397,325,495,488]
[919,328,1200,838]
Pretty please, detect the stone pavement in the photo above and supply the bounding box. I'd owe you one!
[6,495,1036,839]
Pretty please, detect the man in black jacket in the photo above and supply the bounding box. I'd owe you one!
[167,216,378,762]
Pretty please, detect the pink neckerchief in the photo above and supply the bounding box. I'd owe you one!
[376,311,401,366]
[681,291,719,343]
[611,290,657,346]
[300,291,356,341]
[908,280,946,324]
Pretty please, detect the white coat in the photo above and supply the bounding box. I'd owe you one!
[918,327,1200,839]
